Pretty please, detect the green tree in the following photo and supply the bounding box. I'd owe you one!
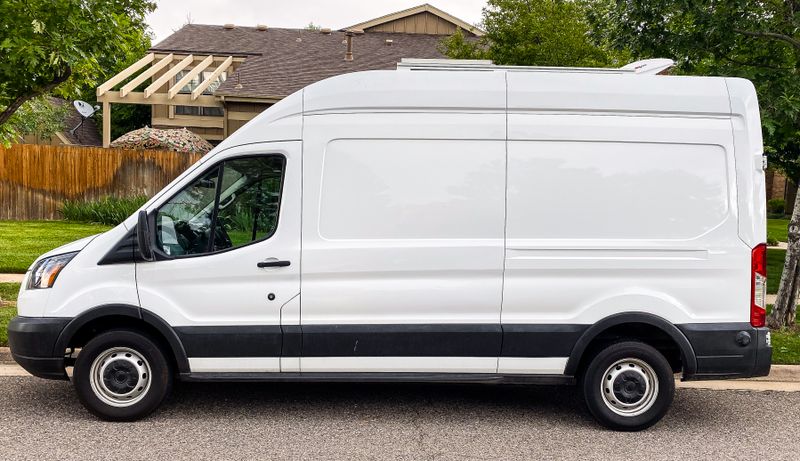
[441,0,629,67]
[587,0,800,328]
[0,0,155,145]
[2,97,69,142]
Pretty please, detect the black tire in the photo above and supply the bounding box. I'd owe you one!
[73,330,172,421]
[581,341,674,431]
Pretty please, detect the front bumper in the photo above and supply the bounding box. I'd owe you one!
[679,323,771,380]
[7,316,71,380]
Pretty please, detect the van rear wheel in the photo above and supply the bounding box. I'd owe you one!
[73,330,172,421]
[581,341,674,431]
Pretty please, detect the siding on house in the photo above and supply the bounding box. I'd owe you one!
[363,11,461,35]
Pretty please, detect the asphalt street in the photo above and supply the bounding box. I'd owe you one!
[0,376,797,460]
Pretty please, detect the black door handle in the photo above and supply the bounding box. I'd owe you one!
[257,260,291,268]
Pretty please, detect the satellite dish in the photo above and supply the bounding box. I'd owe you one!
[69,100,101,139]
[620,58,675,75]
[73,100,98,118]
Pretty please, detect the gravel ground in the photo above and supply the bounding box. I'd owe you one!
[0,376,797,460]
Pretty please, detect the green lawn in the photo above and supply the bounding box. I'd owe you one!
[0,283,20,302]
[0,221,112,273]
[0,283,20,347]
[768,248,785,294]
[772,329,800,365]
[768,218,789,243]
[766,305,800,365]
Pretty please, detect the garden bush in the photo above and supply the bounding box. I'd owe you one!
[768,198,786,216]
[60,196,148,226]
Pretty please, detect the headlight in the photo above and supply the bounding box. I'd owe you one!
[28,252,78,289]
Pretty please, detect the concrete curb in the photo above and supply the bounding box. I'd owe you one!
[746,365,800,382]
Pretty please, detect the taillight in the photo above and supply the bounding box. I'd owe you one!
[751,243,767,327]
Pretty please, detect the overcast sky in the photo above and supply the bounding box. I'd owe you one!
[147,0,488,45]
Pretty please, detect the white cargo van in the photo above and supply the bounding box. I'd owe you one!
[8,59,770,430]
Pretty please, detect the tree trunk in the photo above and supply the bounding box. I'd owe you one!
[0,67,72,126]
[768,187,800,328]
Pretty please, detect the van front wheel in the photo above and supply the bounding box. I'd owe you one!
[73,330,172,421]
[581,341,674,431]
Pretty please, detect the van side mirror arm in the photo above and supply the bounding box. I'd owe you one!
[136,210,155,262]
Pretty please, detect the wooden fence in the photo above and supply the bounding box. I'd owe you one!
[0,144,203,220]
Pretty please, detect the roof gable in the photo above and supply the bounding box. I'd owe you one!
[345,3,484,36]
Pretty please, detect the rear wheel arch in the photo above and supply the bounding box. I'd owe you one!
[565,312,697,377]
[53,304,190,374]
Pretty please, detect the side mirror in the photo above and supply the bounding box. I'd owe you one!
[136,210,155,262]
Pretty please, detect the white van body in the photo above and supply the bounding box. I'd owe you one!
[9,61,770,429]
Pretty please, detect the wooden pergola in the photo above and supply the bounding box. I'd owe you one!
[96,53,239,147]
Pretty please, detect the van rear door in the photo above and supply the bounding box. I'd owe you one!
[726,78,767,247]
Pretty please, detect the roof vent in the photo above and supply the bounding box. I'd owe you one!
[385,39,393,46]
[223,23,235,29]
[620,58,675,75]
[320,28,332,34]
[256,24,268,31]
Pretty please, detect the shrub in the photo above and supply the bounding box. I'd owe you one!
[60,196,148,226]
[768,198,786,216]
[767,236,779,246]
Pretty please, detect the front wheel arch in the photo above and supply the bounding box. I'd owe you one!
[53,304,190,374]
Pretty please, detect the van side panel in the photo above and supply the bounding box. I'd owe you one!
[300,111,507,373]
[503,114,746,320]
[505,72,731,115]
[303,70,506,114]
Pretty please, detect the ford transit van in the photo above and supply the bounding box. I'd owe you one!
[8,59,771,430]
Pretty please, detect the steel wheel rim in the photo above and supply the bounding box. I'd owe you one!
[89,347,152,408]
[600,357,659,417]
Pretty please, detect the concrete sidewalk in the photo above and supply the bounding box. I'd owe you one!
[677,365,800,392]
[0,273,24,283]
[1,347,798,390]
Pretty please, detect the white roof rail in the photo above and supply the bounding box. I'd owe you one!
[398,58,677,76]
[397,58,634,74]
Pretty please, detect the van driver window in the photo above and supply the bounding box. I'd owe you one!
[155,156,285,256]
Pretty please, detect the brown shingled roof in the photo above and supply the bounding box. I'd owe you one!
[150,25,448,100]
[50,97,102,146]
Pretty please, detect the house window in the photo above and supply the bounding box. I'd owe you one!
[174,69,226,117]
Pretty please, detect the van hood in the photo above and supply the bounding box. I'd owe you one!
[31,233,102,268]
